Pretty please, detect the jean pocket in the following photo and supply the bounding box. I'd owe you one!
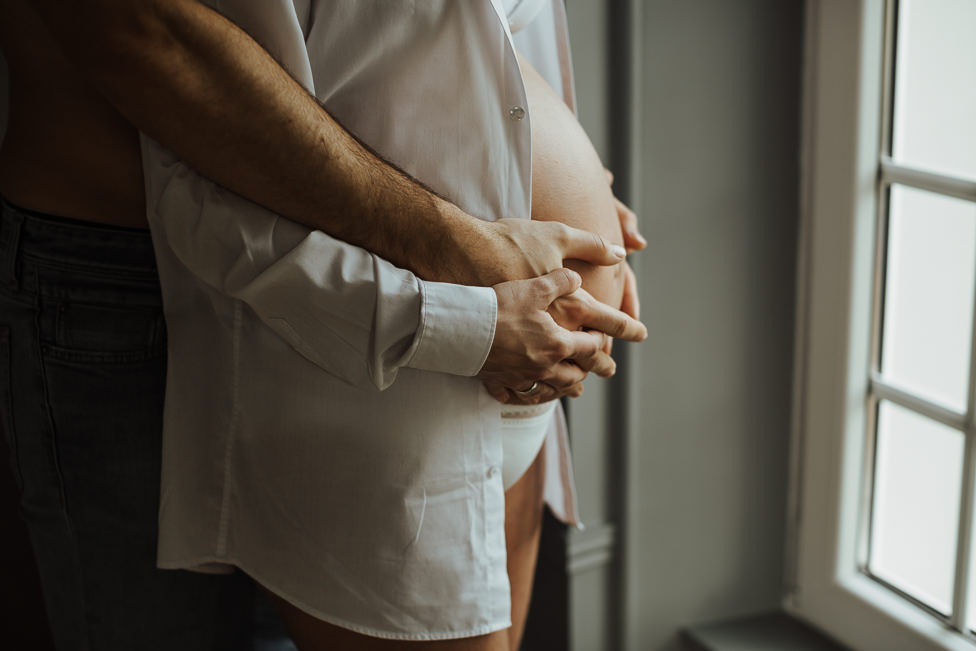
[42,300,166,365]
[0,326,23,492]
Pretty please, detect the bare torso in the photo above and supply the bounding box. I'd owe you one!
[0,0,147,228]
[0,1,624,313]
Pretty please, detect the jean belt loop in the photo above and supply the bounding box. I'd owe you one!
[0,207,24,291]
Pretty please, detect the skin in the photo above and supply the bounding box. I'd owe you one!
[0,0,646,648]
[482,56,637,406]
[2,0,646,405]
[521,54,625,309]
[268,50,634,651]
[268,452,546,651]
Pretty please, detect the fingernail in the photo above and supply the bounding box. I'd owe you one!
[612,245,626,259]
[635,232,648,247]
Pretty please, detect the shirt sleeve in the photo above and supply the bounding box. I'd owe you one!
[141,136,496,391]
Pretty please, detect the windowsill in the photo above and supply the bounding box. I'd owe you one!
[682,611,852,651]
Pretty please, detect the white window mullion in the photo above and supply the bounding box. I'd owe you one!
[860,11,894,558]
[951,264,976,632]
[869,375,968,432]
[880,157,976,204]
[950,432,976,631]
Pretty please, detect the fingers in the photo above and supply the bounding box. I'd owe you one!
[571,343,616,378]
[556,329,615,377]
[483,381,511,403]
[615,196,646,253]
[620,261,640,320]
[603,168,646,253]
[555,223,626,267]
[571,296,647,342]
[533,267,583,304]
[482,378,585,406]
[544,359,588,389]
[548,288,645,345]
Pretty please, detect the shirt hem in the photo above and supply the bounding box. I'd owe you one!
[157,556,513,641]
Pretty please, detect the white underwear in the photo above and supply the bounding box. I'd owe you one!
[500,401,557,489]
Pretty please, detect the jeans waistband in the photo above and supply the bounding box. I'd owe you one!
[0,196,158,290]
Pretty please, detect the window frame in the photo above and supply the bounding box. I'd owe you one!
[786,1,976,649]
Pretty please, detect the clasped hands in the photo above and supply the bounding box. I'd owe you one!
[477,183,647,405]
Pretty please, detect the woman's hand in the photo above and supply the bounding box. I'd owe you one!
[480,274,647,405]
[604,169,643,356]
[605,169,647,254]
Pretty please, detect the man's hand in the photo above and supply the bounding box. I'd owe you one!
[452,218,627,287]
[479,269,647,405]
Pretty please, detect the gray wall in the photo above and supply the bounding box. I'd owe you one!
[561,3,623,650]
[565,1,803,649]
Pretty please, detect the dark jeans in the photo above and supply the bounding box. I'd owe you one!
[0,197,294,651]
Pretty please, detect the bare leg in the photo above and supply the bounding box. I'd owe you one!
[504,448,546,650]
[265,592,508,651]
[264,451,546,651]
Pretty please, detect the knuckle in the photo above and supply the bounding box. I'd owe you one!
[606,315,628,338]
[532,280,552,304]
[552,222,571,245]
[548,296,567,316]
[555,267,573,288]
[551,338,572,360]
[526,349,548,372]
[576,355,596,372]
[590,232,606,252]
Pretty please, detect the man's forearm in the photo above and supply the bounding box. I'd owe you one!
[36,0,485,283]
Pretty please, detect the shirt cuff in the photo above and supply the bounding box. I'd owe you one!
[405,281,497,377]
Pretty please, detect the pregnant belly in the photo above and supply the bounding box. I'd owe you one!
[521,54,625,309]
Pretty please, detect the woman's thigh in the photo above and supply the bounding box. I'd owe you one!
[266,450,548,651]
[265,592,508,651]
[504,448,546,650]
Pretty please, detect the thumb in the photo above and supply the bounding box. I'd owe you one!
[557,223,626,266]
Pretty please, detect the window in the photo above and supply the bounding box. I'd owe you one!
[865,0,976,631]
[789,1,976,650]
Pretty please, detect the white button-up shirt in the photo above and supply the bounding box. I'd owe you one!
[141,0,579,640]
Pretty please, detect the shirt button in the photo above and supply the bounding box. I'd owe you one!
[508,105,526,121]
[487,466,500,479]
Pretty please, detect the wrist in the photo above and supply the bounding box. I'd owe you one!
[426,204,500,286]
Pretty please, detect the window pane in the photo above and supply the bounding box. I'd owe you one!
[881,185,976,412]
[870,400,964,614]
[966,482,976,632]
[891,0,976,180]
